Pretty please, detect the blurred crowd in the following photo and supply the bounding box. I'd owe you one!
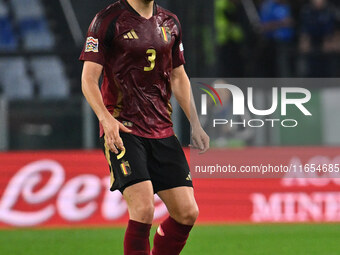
[215,0,340,77]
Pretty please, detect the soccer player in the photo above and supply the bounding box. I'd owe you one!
[80,0,209,254]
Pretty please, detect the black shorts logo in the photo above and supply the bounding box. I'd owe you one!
[120,160,132,176]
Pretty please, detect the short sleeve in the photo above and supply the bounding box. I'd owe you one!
[79,15,108,66]
[172,18,185,69]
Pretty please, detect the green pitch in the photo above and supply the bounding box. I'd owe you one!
[1,224,339,255]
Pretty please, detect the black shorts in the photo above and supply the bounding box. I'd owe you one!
[100,133,193,193]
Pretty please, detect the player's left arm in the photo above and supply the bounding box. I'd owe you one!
[171,65,210,153]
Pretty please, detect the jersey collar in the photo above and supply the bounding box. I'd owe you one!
[122,0,157,17]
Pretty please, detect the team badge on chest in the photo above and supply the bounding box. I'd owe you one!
[160,26,171,42]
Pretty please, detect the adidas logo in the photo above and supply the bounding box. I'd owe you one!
[123,29,139,40]
[186,173,192,181]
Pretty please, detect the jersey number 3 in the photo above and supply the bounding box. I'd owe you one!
[144,49,156,72]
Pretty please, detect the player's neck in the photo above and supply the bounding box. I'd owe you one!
[126,0,154,19]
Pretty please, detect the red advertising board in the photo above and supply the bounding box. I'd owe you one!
[0,148,340,228]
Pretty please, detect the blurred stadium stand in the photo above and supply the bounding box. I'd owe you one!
[30,56,70,98]
[0,0,75,98]
[0,0,18,51]
[0,0,80,150]
[0,57,33,99]
[0,0,340,150]
[11,0,55,50]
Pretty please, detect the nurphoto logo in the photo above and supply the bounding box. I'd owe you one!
[199,83,312,128]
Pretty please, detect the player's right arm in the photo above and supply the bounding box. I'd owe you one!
[81,61,131,154]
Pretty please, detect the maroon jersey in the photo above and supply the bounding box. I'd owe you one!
[80,0,185,138]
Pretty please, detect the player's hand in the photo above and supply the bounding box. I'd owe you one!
[101,114,132,154]
[190,125,210,154]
